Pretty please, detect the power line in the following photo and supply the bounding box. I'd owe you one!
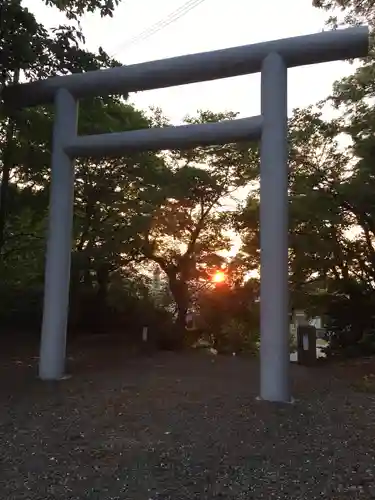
[117,0,207,49]
[111,0,208,55]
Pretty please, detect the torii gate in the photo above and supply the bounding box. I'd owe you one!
[3,26,368,402]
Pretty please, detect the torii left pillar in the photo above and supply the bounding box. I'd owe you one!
[39,88,78,380]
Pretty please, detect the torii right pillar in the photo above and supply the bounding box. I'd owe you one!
[259,52,291,402]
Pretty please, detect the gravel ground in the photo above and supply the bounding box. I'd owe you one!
[0,341,375,500]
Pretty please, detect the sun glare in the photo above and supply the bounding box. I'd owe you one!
[212,271,226,284]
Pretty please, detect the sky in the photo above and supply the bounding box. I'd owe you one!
[24,0,356,124]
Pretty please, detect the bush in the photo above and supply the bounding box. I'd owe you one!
[211,318,259,355]
[0,279,176,349]
[69,284,175,346]
[196,281,260,355]
[0,285,43,332]
[323,285,375,358]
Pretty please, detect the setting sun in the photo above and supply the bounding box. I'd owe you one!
[212,271,226,284]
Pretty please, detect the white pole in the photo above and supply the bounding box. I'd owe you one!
[39,88,78,380]
[259,52,291,402]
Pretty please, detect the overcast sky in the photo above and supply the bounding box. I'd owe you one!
[25,0,354,123]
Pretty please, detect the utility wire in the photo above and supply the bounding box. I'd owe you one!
[111,0,208,54]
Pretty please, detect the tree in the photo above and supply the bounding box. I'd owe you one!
[44,0,122,19]
[0,0,167,336]
[196,262,260,354]
[237,106,355,312]
[135,110,259,339]
[0,85,169,330]
[0,0,123,255]
[70,100,164,319]
[312,0,375,29]
[311,0,375,354]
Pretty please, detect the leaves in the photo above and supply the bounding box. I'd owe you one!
[44,0,121,20]
[312,0,375,29]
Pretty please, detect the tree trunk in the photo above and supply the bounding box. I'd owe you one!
[168,273,190,348]
[96,264,110,305]
[176,297,188,331]
[82,254,93,287]
[90,264,110,333]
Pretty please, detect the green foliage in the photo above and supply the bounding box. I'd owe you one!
[0,284,44,331]
[0,1,155,337]
[238,98,375,356]
[44,0,122,19]
[312,0,375,29]
[215,318,258,355]
[133,109,259,335]
[197,279,260,355]
[69,271,174,341]
[0,1,121,86]
[321,284,375,358]
[258,0,375,356]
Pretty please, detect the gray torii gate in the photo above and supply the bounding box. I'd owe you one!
[3,26,368,402]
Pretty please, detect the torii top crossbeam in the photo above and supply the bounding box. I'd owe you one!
[3,26,369,108]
